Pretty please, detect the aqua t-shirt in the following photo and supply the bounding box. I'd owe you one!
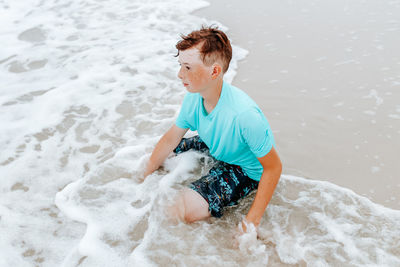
[175,81,276,181]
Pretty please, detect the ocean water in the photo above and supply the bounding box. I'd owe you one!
[194,0,400,210]
[0,0,399,266]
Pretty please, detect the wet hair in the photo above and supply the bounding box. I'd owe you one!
[175,26,232,73]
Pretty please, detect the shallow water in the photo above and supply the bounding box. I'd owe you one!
[194,0,400,209]
[0,0,399,266]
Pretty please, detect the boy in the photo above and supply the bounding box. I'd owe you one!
[144,26,282,232]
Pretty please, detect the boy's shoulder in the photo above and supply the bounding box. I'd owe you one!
[223,82,260,116]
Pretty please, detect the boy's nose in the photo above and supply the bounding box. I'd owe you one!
[177,68,183,80]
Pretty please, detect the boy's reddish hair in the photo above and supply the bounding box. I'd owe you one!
[176,26,232,73]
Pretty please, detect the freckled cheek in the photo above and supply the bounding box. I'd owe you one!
[188,69,207,86]
[187,73,198,85]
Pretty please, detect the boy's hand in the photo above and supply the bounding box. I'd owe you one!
[238,218,258,235]
[142,125,188,181]
[234,218,258,249]
[143,164,153,179]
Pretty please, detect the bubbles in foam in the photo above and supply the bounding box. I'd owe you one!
[18,27,47,43]
[52,147,400,266]
[254,175,400,266]
[0,0,225,265]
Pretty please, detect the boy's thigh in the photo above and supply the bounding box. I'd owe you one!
[174,135,209,154]
[189,161,259,218]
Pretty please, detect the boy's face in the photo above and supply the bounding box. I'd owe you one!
[177,47,213,93]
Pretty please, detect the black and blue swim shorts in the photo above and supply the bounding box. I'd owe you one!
[174,135,259,218]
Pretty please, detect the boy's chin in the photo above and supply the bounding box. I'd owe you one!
[185,86,196,93]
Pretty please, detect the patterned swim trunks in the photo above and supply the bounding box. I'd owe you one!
[174,135,259,218]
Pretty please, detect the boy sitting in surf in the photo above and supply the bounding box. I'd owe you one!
[144,26,282,232]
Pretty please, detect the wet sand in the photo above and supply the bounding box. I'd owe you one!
[194,0,400,209]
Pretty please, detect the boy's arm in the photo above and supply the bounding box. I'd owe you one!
[144,125,188,178]
[244,147,282,228]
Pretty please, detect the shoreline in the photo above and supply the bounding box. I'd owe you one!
[193,0,400,210]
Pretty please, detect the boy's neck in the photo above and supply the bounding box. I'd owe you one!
[201,78,224,112]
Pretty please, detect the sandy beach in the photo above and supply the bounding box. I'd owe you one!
[194,0,400,210]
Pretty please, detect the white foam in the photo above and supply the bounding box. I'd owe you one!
[363,89,384,106]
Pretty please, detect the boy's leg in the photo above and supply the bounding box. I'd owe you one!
[169,161,258,223]
[168,188,211,223]
[190,161,259,218]
[167,135,211,223]
[173,135,209,154]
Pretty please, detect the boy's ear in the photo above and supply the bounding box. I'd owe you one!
[211,63,222,79]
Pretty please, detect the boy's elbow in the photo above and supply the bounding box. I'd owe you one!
[270,160,282,181]
[269,157,282,181]
[273,150,282,178]
[277,158,282,175]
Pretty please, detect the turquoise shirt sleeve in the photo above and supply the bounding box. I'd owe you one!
[239,109,273,158]
[175,93,196,130]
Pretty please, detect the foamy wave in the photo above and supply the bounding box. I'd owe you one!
[54,150,400,266]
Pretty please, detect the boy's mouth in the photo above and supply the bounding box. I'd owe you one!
[183,82,189,87]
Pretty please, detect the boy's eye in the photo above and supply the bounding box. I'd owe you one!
[178,63,190,70]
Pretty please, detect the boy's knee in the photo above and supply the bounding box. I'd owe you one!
[183,209,197,223]
[167,194,185,222]
[168,189,210,223]
[181,189,210,223]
